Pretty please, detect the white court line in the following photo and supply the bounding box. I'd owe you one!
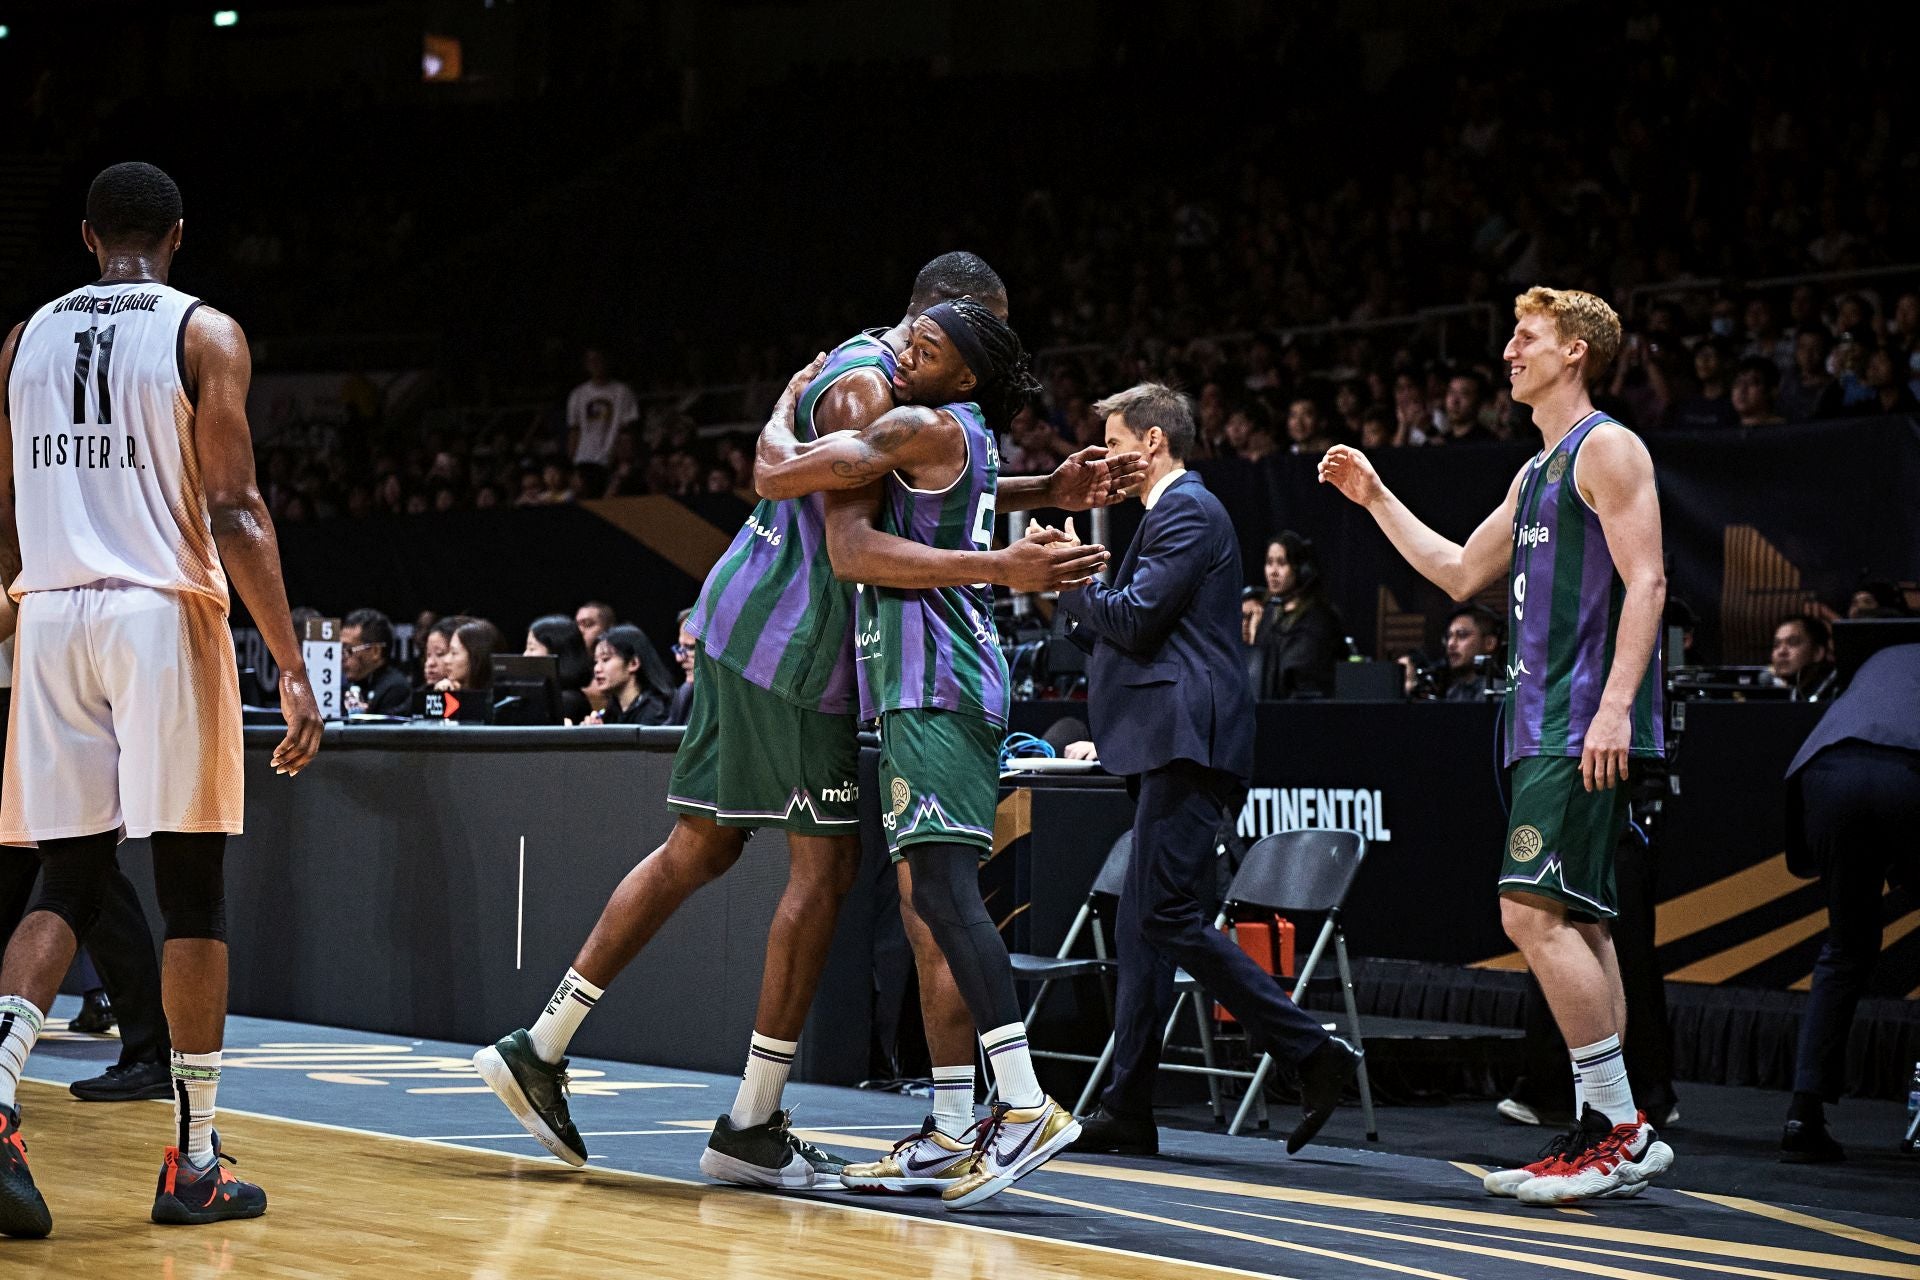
[24,1074,1272,1280]
[425,1128,712,1141]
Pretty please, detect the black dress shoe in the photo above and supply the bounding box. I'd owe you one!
[70,990,115,1034]
[69,1059,172,1103]
[1288,1035,1361,1154]
[1780,1118,1846,1163]
[1067,1106,1159,1156]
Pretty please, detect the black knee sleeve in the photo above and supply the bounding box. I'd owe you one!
[906,844,994,930]
[26,831,119,938]
[151,832,228,941]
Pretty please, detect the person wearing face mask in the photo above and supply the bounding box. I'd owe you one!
[1252,532,1344,699]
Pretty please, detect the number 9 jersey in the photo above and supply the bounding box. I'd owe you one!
[853,401,1010,728]
[5,280,227,608]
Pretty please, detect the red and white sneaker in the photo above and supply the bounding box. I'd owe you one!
[1516,1106,1673,1205]
[1483,1122,1583,1197]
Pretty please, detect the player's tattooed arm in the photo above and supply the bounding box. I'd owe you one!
[755,402,955,500]
[0,323,24,625]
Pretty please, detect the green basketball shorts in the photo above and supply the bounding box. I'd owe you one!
[666,644,861,835]
[1498,754,1629,922]
[877,708,1002,860]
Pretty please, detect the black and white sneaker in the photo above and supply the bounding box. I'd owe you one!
[699,1110,847,1189]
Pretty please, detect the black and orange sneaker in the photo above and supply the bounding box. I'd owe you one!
[0,1103,52,1238]
[150,1135,267,1226]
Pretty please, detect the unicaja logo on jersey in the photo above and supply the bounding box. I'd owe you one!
[1517,524,1552,548]
[746,515,782,548]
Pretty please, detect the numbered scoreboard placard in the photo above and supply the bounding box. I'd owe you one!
[302,617,343,721]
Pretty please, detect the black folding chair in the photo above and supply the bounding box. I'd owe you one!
[988,832,1133,1105]
[1217,828,1377,1138]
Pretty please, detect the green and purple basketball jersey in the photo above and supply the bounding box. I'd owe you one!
[854,402,1011,729]
[686,331,895,715]
[1503,411,1664,768]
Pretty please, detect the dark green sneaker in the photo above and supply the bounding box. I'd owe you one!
[473,1030,588,1167]
[698,1109,846,1189]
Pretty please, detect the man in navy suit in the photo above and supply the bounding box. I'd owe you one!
[1037,383,1359,1156]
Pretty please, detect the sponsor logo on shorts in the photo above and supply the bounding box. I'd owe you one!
[1546,453,1568,483]
[819,780,859,804]
[1508,824,1544,863]
[890,777,911,817]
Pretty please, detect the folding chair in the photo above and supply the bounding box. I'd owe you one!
[984,832,1133,1105]
[1217,828,1378,1139]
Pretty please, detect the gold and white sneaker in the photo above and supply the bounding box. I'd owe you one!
[840,1117,977,1194]
[941,1097,1081,1211]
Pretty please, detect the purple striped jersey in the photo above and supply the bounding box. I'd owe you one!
[1503,411,1665,767]
[686,331,895,714]
[854,402,1010,727]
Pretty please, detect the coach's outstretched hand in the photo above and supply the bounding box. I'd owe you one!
[1317,444,1385,508]
[1047,446,1147,510]
[995,523,1107,592]
[273,669,323,777]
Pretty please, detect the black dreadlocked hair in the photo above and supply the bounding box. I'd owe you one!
[945,296,1042,430]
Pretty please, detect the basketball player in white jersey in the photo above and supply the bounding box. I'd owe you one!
[0,162,321,1237]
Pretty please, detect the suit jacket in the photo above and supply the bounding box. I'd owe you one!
[1060,471,1255,780]
[1783,642,1920,877]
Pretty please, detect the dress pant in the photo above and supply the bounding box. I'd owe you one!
[1792,742,1920,1100]
[1102,759,1330,1118]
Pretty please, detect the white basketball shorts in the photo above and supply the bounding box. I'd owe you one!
[0,583,243,845]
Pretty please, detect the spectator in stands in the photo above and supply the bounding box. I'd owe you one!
[1666,342,1740,430]
[1392,372,1431,445]
[575,601,615,650]
[1731,358,1785,427]
[438,619,502,692]
[1439,604,1503,701]
[525,614,594,724]
[567,347,639,498]
[668,607,698,724]
[1358,405,1400,450]
[419,615,465,689]
[1221,408,1259,460]
[1863,348,1919,416]
[1742,297,1794,372]
[1777,329,1835,422]
[586,624,676,725]
[1429,372,1494,445]
[1848,580,1911,618]
[1285,396,1336,457]
[1610,331,1674,431]
[341,608,412,716]
[1771,615,1837,702]
[1252,533,1343,699]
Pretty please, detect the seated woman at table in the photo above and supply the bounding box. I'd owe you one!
[419,615,467,690]
[525,613,594,724]
[437,618,502,692]
[584,623,676,726]
[1252,532,1344,699]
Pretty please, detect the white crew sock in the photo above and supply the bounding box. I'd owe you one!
[931,1064,975,1139]
[529,968,603,1065]
[0,996,44,1111]
[981,1022,1044,1110]
[1570,1034,1635,1127]
[730,1032,797,1129]
[171,1050,222,1168]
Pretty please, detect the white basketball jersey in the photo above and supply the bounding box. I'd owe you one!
[6,279,227,607]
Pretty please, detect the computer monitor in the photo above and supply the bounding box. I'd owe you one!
[1831,617,1920,686]
[491,654,560,726]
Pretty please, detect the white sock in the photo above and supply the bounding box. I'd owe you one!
[0,996,44,1111]
[729,1032,796,1128]
[529,968,603,1065]
[981,1022,1044,1110]
[931,1064,975,1139]
[1570,1035,1635,1127]
[171,1050,221,1168]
